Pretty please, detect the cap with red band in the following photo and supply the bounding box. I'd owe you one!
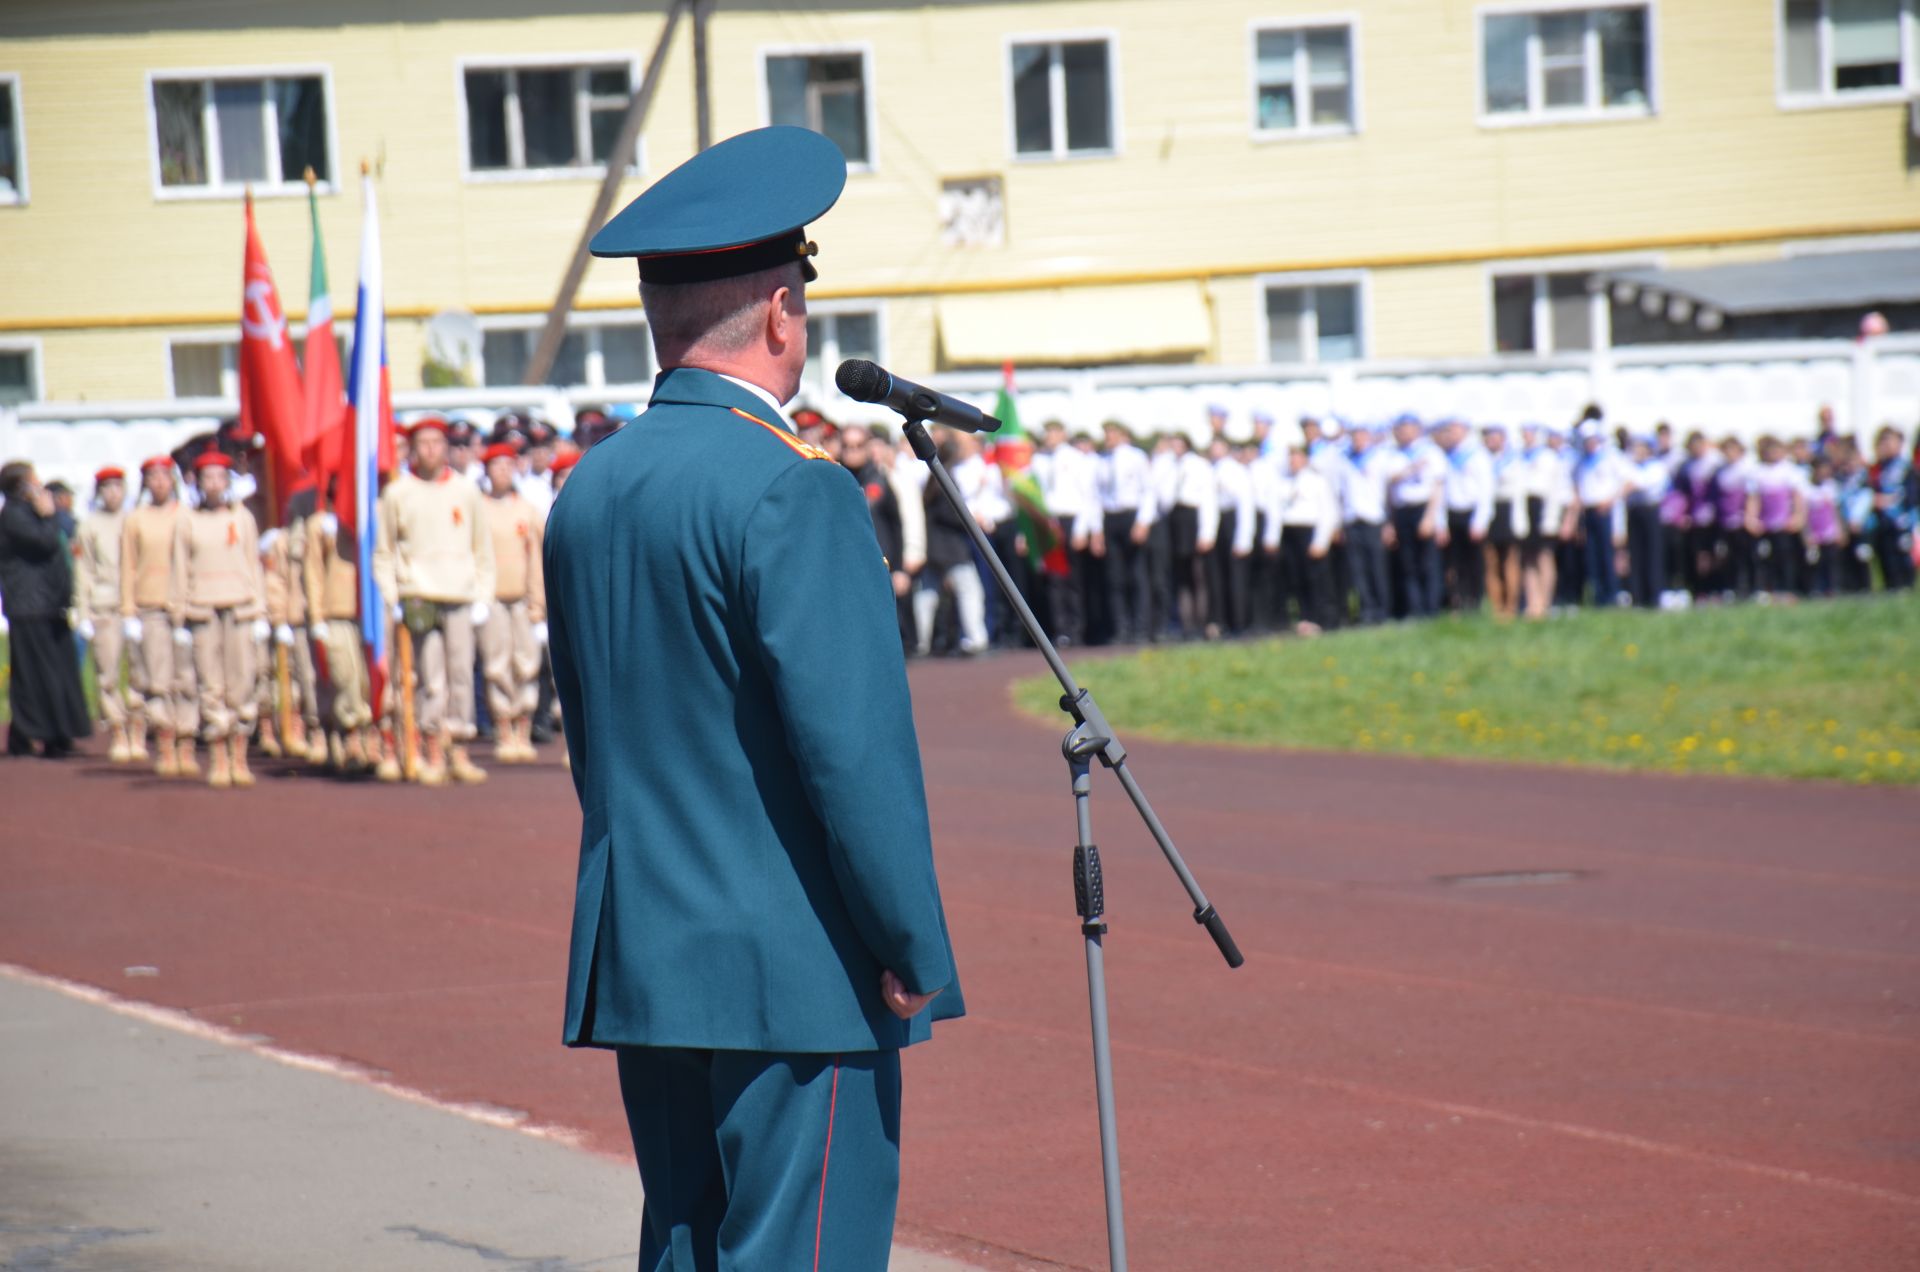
[95,466,126,484]
[481,443,519,465]
[193,451,234,471]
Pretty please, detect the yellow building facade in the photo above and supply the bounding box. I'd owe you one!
[1,0,1915,406]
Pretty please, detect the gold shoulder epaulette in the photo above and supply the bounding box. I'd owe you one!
[729,407,835,461]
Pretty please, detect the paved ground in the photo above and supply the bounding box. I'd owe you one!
[3,650,1919,1269]
[0,967,976,1272]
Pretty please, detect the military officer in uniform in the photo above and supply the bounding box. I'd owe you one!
[544,127,963,1272]
[373,416,495,786]
[74,467,146,762]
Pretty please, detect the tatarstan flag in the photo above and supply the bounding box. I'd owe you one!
[988,362,1069,578]
[301,176,348,505]
[237,192,310,524]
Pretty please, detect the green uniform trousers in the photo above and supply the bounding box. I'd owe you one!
[616,1046,901,1272]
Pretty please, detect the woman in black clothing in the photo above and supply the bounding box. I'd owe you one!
[1,461,91,757]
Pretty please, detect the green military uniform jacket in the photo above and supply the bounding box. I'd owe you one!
[545,367,963,1054]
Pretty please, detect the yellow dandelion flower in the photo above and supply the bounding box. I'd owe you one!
[1455,712,1474,729]
[1890,750,1906,766]
[1627,733,1645,748]
[1323,656,1338,670]
[1740,708,1758,724]
[1623,643,1639,659]
[1411,670,1427,685]
[1717,738,1737,756]
[1823,719,1839,733]
[1865,752,1880,766]
[1333,675,1350,689]
[1679,736,1700,754]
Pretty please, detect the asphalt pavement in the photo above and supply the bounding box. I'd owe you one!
[0,966,979,1271]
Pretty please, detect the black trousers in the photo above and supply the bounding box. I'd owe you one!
[1754,529,1800,595]
[1280,527,1335,629]
[1146,520,1174,639]
[1048,546,1088,645]
[1838,539,1875,594]
[1808,544,1840,596]
[1101,511,1151,641]
[1250,516,1283,632]
[1626,503,1665,607]
[1685,524,1719,595]
[1345,520,1390,625]
[1325,537,1350,630]
[1871,522,1914,591]
[1718,528,1755,597]
[1207,511,1251,634]
[1167,505,1209,636]
[1444,510,1484,612]
[1389,505,1439,618]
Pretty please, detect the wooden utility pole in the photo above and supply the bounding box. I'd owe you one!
[693,0,716,152]
[521,1,689,388]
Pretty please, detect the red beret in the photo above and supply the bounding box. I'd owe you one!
[95,466,126,484]
[481,443,519,465]
[193,451,234,471]
[140,456,174,473]
[551,451,581,473]
[403,415,450,439]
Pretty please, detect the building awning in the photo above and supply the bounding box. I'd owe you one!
[937,280,1212,365]
[1600,248,1920,330]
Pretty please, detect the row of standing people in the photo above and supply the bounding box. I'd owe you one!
[812,411,1919,655]
[46,418,573,785]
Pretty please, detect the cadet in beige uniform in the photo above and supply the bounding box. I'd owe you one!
[305,496,381,774]
[75,467,146,762]
[259,505,324,762]
[478,443,547,763]
[121,456,198,777]
[373,416,495,785]
[170,452,267,788]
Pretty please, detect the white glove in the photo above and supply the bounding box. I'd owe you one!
[259,528,282,556]
[275,624,296,647]
[319,512,339,537]
[123,616,144,642]
[173,626,193,648]
[470,601,491,627]
[252,619,272,643]
[391,602,405,622]
[308,625,327,645]
[77,618,96,640]
[531,620,549,647]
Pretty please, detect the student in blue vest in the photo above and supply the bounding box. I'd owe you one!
[543,127,964,1272]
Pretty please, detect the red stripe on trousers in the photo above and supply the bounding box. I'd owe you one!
[813,1056,842,1272]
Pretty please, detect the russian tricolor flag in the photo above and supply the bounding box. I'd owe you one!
[346,167,395,705]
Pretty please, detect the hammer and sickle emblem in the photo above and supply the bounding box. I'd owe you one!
[242,279,287,350]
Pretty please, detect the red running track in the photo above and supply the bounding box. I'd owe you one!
[3,652,1918,1269]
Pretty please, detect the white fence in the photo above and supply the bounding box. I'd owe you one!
[5,335,1918,494]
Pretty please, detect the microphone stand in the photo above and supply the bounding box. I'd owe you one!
[903,418,1244,1272]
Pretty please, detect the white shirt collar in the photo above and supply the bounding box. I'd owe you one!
[716,373,791,426]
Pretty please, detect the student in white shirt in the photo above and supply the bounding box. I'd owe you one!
[1165,433,1219,639]
[1207,436,1257,636]
[1095,421,1156,643]
[1573,425,1630,606]
[1438,420,1494,613]
[1482,425,1532,620]
[1036,420,1099,646]
[1341,423,1395,625]
[1279,445,1341,633]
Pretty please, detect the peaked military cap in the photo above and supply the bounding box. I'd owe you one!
[589,126,847,285]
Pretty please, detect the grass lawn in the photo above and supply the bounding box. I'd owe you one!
[1013,595,1920,785]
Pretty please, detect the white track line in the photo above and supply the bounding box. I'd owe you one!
[1,962,592,1153]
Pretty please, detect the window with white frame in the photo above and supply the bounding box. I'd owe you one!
[1253,24,1356,134]
[0,344,39,405]
[1492,271,1617,354]
[1781,0,1915,99]
[465,63,636,175]
[1010,38,1115,158]
[1481,6,1652,120]
[480,318,653,389]
[765,51,871,166]
[0,76,24,204]
[1263,280,1363,363]
[803,309,882,400]
[151,72,330,191]
[169,330,348,398]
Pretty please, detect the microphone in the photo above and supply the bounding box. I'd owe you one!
[835,359,1001,434]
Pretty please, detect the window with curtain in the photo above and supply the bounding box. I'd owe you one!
[152,73,330,191]
[1783,0,1912,97]
[1480,6,1652,119]
[464,63,635,174]
[1254,25,1356,134]
[766,52,871,165]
